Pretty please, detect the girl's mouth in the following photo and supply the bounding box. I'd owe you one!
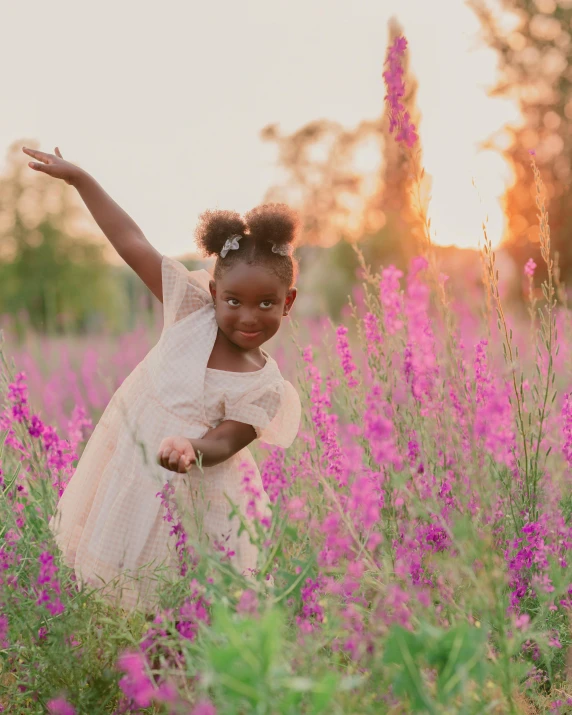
[238,330,262,339]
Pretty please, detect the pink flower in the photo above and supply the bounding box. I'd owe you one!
[524,258,537,277]
[117,651,156,707]
[348,474,381,529]
[35,551,65,616]
[379,266,404,335]
[395,111,418,148]
[296,578,325,633]
[302,347,343,481]
[563,393,572,468]
[176,581,211,641]
[287,495,308,521]
[47,699,76,715]
[336,325,359,388]
[363,384,403,471]
[383,35,418,148]
[515,613,530,630]
[192,701,217,715]
[0,615,8,648]
[236,589,259,616]
[363,312,382,356]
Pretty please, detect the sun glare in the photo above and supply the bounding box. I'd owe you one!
[425,151,512,251]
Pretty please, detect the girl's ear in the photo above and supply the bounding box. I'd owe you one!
[209,279,216,302]
[283,287,297,316]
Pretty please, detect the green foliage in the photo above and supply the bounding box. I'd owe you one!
[0,141,121,335]
[203,603,340,715]
[0,218,118,334]
[382,622,489,713]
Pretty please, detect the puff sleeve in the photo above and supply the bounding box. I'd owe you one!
[161,256,213,330]
[225,379,301,448]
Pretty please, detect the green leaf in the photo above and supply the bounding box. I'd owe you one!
[383,626,437,713]
[310,672,338,714]
[424,622,488,702]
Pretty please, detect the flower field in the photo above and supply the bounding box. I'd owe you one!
[2,35,572,715]
[2,205,572,712]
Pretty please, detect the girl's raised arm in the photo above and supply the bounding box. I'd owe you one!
[22,146,164,302]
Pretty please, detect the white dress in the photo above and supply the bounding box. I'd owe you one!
[49,256,301,611]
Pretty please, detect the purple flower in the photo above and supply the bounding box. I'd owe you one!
[47,699,76,715]
[379,265,404,335]
[28,415,45,438]
[236,589,259,616]
[117,651,156,708]
[336,325,359,388]
[0,615,8,648]
[363,312,382,356]
[563,393,572,468]
[524,258,537,277]
[383,36,418,148]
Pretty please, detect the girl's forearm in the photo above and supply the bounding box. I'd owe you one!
[73,169,150,259]
[189,437,234,469]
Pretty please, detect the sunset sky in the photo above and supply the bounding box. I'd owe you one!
[2,0,519,257]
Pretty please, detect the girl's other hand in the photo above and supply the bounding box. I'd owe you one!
[22,146,82,186]
[157,436,197,474]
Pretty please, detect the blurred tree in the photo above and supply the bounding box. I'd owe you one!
[261,17,429,297]
[470,0,572,279]
[0,139,121,335]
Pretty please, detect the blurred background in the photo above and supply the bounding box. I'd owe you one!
[0,0,569,335]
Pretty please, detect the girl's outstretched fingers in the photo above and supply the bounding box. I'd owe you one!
[22,147,50,163]
[21,146,78,185]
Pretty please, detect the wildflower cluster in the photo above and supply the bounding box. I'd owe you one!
[382,35,418,147]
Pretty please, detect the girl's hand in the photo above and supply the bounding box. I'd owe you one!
[22,146,82,186]
[157,436,197,474]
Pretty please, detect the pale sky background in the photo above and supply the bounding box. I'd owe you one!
[2,0,519,257]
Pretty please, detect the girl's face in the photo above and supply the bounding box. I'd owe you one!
[209,262,297,350]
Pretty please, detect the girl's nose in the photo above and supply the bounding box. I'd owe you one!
[239,310,258,327]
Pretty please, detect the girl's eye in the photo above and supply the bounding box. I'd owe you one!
[226,299,274,309]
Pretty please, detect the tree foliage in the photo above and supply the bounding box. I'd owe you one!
[470,0,572,278]
[0,140,121,335]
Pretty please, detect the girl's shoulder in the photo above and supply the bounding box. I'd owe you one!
[163,256,212,294]
[162,256,213,329]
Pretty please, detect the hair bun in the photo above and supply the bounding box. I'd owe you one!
[194,209,247,257]
[244,203,299,250]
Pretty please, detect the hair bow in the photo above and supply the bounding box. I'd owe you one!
[271,243,292,257]
[220,234,242,258]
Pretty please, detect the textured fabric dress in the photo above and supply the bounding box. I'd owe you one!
[48,256,301,611]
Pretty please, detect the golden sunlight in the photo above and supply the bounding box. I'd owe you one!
[425,151,512,251]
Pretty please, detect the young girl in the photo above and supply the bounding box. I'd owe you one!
[22,145,302,611]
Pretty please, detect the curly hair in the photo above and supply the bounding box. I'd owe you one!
[194,203,300,287]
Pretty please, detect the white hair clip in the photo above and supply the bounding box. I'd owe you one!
[220,234,242,258]
[271,242,292,257]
